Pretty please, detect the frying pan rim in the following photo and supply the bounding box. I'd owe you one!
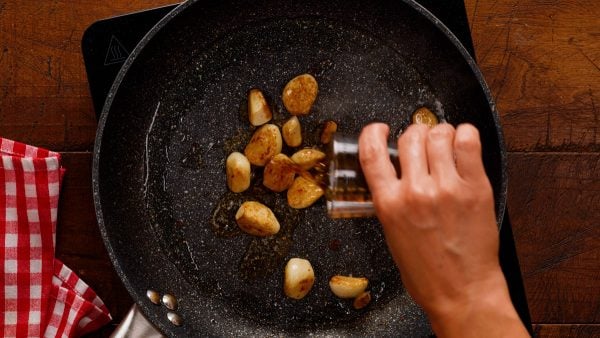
[92,0,507,334]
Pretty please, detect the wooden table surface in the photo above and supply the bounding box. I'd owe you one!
[1,0,598,336]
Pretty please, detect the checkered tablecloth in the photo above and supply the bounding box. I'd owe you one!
[1,138,111,337]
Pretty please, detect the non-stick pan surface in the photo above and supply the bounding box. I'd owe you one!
[93,0,506,336]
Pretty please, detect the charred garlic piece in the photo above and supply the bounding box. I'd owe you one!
[226,152,251,193]
[248,89,272,126]
[244,124,282,166]
[284,258,315,300]
[329,275,369,298]
[282,74,318,115]
[235,201,280,236]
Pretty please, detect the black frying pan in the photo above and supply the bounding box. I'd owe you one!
[93,0,507,336]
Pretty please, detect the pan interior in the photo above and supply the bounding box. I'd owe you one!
[97,0,504,335]
[145,17,434,327]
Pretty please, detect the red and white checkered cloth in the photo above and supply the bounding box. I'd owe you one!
[1,138,111,337]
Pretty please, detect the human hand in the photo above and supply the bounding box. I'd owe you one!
[358,123,527,337]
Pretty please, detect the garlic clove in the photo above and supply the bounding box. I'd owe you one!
[282,74,318,115]
[287,176,324,209]
[320,120,338,144]
[248,89,273,126]
[329,275,369,299]
[244,124,283,166]
[263,153,296,192]
[411,107,438,128]
[353,291,372,309]
[226,152,251,193]
[282,116,302,147]
[284,258,315,300]
[235,201,280,236]
[290,148,326,171]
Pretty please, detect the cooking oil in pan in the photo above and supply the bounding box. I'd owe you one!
[211,173,301,280]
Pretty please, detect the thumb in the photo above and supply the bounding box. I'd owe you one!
[358,123,399,197]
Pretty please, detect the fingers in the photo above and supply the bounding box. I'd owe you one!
[397,124,429,181]
[360,122,487,192]
[426,124,458,181]
[454,124,487,181]
[359,123,399,195]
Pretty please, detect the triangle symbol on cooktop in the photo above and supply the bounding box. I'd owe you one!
[104,35,129,66]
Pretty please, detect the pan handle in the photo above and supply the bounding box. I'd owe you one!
[110,304,165,338]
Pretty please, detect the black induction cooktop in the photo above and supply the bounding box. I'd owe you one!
[82,2,532,334]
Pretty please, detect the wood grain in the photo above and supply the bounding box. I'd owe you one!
[507,153,600,323]
[533,324,600,337]
[0,0,177,150]
[465,0,600,152]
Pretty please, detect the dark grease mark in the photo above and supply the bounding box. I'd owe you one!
[210,199,243,238]
[212,178,302,280]
[238,197,300,280]
[223,127,252,155]
[239,231,294,280]
[302,121,324,148]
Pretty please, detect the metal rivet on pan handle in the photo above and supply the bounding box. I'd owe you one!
[146,290,161,305]
[162,293,178,310]
[167,312,183,326]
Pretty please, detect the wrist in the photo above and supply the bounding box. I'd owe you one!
[427,271,528,337]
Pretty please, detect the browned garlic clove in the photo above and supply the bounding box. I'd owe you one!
[287,176,324,209]
[282,116,302,147]
[329,275,369,299]
[290,148,326,171]
[263,153,296,192]
[244,124,282,166]
[411,107,438,128]
[235,201,280,236]
[320,120,338,144]
[282,74,318,115]
[248,89,273,126]
[353,291,372,309]
[226,152,251,193]
[284,258,315,300]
